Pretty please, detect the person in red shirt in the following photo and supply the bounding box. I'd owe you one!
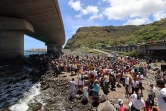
[117,99,125,111]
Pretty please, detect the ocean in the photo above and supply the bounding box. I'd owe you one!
[24,50,46,57]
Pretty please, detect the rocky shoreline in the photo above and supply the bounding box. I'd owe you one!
[31,70,95,111]
[0,65,95,111]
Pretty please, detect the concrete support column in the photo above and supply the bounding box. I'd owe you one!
[0,31,24,64]
[0,16,34,65]
[46,43,58,54]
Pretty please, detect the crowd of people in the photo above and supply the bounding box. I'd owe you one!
[51,50,166,111]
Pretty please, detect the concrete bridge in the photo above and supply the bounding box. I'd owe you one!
[0,0,65,64]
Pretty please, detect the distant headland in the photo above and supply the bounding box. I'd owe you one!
[26,48,47,52]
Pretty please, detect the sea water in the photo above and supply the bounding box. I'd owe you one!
[0,67,41,110]
[24,51,46,57]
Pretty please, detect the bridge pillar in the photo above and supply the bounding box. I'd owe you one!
[46,43,58,54]
[0,17,34,65]
[0,31,24,65]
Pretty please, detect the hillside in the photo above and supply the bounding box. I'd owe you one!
[65,18,166,49]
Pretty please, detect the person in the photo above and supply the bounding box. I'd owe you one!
[128,77,133,96]
[156,79,166,111]
[128,93,137,108]
[163,72,166,83]
[116,71,121,86]
[90,72,95,88]
[145,101,151,111]
[104,73,110,95]
[110,72,116,90]
[155,70,162,80]
[148,84,156,107]
[131,94,146,111]
[82,82,89,105]
[77,74,83,89]
[54,64,60,76]
[83,82,89,99]
[137,73,143,95]
[125,75,130,98]
[93,79,100,97]
[132,77,139,94]
[117,99,125,111]
[70,78,77,98]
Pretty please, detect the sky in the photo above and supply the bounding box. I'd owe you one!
[24,0,166,50]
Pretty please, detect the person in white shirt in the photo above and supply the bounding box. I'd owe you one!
[137,73,143,95]
[70,78,77,98]
[132,78,139,94]
[156,79,166,111]
[125,76,129,97]
[129,93,137,101]
[104,73,110,95]
[128,93,138,108]
[83,83,89,99]
[131,94,146,111]
[77,74,83,89]
[93,69,98,78]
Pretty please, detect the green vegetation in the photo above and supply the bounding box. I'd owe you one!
[65,18,166,49]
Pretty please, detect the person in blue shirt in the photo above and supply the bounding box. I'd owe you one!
[93,79,100,97]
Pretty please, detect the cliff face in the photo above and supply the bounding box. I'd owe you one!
[65,18,166,49]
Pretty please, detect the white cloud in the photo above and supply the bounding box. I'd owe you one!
[68,0,101,20]
[123,17,151,25]
[81,6,99,15]
[89,14,103,21]
[102,0,166,20]
[68,0,82,11]
[76,5,101,20]
[68,0,166,23]
[153,10,166,21]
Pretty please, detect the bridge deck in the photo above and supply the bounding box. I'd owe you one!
[0,0,65,46]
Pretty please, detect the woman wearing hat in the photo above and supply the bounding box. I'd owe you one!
[93,79,100,97]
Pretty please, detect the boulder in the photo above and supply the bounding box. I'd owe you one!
[97,101,117,111]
